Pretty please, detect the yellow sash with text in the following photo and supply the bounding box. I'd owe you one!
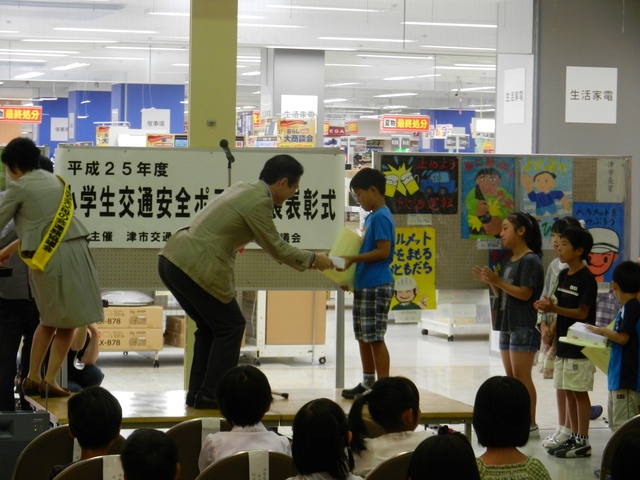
[20,176,74,272]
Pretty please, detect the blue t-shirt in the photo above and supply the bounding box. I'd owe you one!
[608,298,640,391]
[355,206,395,289]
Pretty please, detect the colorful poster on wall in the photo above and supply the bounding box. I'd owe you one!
[380,154,458,215]
[277,118,316,148]
[520,157,573,238]
[573,202,624,286]
[390,227,436,319]
[460,157,515,239]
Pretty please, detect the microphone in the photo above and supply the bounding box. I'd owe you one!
[219,139,235,164]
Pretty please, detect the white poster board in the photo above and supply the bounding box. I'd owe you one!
[54,147,343,249]
[565,66,617,124]
[503,67,525,124]
[50,117,69,142]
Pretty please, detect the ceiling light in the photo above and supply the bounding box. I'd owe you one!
[22,38,118,43]
[0,58,46,63]
[81,100,91,104]
[416,74,441,78]
[455,63,497,68]
[0,30,19,34]
[12,72,44,79]
[452,86,495,92]
[75,56,146,60]
[241,105,256,109]
[265,45,356,51]
[325,64,371,67]
[374,93,417,98]
[172,63,189,67]
[241,71,261,76]
[420,45,496,51]
[180,100,188,104]
[54,28,158,34]
[268,5,382,12]
[326,82,360,87]
[250,90,261,94]
[105,46,186,51]
[404,22,497,28]
[0,48,78,54]
[36,96,58,101]
[384,76,415,81]
[238,23,304,29]
[238,15,264,19]
[51,62,89,71]
[0,51,67,57]
[324,98,348,103]
[435,66,496,71]
[382,105,408,109]
[77,115,89,119]
[475,109,496,112]
[357,54,433,60]
[146,11,189,17]
[319,37,414,43]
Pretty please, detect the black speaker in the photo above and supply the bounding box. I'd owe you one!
[0,411,49,480]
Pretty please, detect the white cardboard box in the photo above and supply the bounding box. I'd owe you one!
[98,328,164,351]
[99,306,163,329]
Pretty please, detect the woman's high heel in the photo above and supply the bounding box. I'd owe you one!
[21,378,40,397]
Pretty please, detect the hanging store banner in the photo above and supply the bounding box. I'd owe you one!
[345,121,358,135]
[380,115,430,134]
[0,105,42,124]
[565,66,617,124]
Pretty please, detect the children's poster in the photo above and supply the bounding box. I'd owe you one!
[520,157,573,238]
[574,202,624,285]
[461,157,515,239]
[380,155,458,215]
[390,227,436,322]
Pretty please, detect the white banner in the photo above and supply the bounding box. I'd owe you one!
[565,66,617,124]
[503,68,525,124]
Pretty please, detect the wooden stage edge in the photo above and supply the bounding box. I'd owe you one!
[27,388,474,439]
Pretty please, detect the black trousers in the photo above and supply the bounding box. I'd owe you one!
[158,256,246,398]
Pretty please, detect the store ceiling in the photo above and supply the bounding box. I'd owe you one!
[0,0,498,119]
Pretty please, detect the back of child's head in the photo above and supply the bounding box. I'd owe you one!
[551,216,581,235]
[121,428,179,480]
[473,376,530,448]
[612,261,640,294]
[611,430,640,480]
[561,225,594,261]
[67,386,122,450]
[406,432,480,480]
[215,365,272,427]
[350,167,386,195]
[348,376,420,453]
[505,212,542,257]
[291,398,353,480]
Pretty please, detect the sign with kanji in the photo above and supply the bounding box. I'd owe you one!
[277,119,316,148]
[565,66,617,124]
[380,115,430,133]
[0,105,42,124]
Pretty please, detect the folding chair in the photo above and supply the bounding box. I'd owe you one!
[196,451,295,480]
[55,455,123,480]
[600,414,640,480]
[365,450,413,480]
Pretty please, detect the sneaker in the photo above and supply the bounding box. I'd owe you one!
[341,383,369,399]
[529,424,540,439]
[542,432,570,449]
[590,405,603,420]
[547,437,576,455]
[554,439,591,458]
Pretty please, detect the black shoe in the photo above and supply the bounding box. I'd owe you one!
[341,383,369,399]
[194,392,219,409]
[186,391,196,407]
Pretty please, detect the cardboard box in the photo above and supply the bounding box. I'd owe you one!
[98,328,164,351]
[166,315,186,334]
[567,322,608,347]
[164,330,186,348]
[99,306,163,329]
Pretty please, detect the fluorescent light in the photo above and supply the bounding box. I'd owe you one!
[0,30,19,34]
[268,5,382,12]
[22,38,118,44]
[238,23,304,29]
[77,115,89,119]
[324,98,348,103]
[146,11,189,17]
[36,97,58,101]
[172,63,189,67]
[436,66,496,71]
[416,74,441,78]
[265,45,356,51]
[180,100,188,104]
[81,100,91,104]
[12,72,45,79]
[0,58,46,63]
[452,86,495,92]
[324,105,370,109]
[241,105,256,109]
[475,109,496,112]
[374,93,417,98]
[105,46,186,51]
[54,28,158,34]
[0,51,67,57]
[319,37,414,43]
[0,48,78,54]
[250,90,260,94]
[325,64,371,67]
[51,62,89,71]
[238,15,264,19]
[382,105,408,109]
[455,63,497,68]
[420,45,496,51]
[404,22,496,28]
[357,54,433,60]
[326,82,360,87]
[75,56,146,60]
[241,71,261,76]
[384,76,415,81]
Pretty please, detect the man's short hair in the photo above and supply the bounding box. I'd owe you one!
[120,428,179,480]
[67,386,122,449]
[612,261,640,294]
[350,167,386,195]
[1,137,40,173]
[259,154,304,185]
[561,226,594,261]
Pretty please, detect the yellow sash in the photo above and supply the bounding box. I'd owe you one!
[20,176,74,272]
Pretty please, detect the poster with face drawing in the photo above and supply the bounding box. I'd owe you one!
[460,157,515,239]
[520,157,573,239]
[573,202,624,285]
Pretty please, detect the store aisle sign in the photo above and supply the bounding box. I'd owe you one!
[277,119,316,147]
[55,147,343,249]
[565,66,617,124]
[380,115,430,133]
[345,121,358,134]
[503,67,525,124]
[0,105,42,123]
[325,125,346,137]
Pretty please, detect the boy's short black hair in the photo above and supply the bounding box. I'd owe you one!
[533,170,557,180]
[561,226,594,261]
[259,154,303,186]
[1,137,40,173]
[215,365,273,427]
[350,167,386,196]
[612,261,640,294]
[67,386,122,450]
[120,428,179,480]
[551,216,581,234]
[473,376,530,448]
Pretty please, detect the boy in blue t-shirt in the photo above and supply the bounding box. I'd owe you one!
[340,168,395,399]
[587,260,640,431]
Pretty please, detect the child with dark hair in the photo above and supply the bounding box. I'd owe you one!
[288,398,361,480]
[587,260,640,431]
[535,226,597,458]
[121,428,180,480]
[48,386,123,479]
[406,431,479,480]
[341,167,395,399]
[473,376,551,479]
[198,365,290,471]
[348,376,432,476]
[472,212,544,437]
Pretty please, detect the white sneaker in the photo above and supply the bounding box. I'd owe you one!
[542,432,570,449]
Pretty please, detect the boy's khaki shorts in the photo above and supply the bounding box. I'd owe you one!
[553,357,595,392]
